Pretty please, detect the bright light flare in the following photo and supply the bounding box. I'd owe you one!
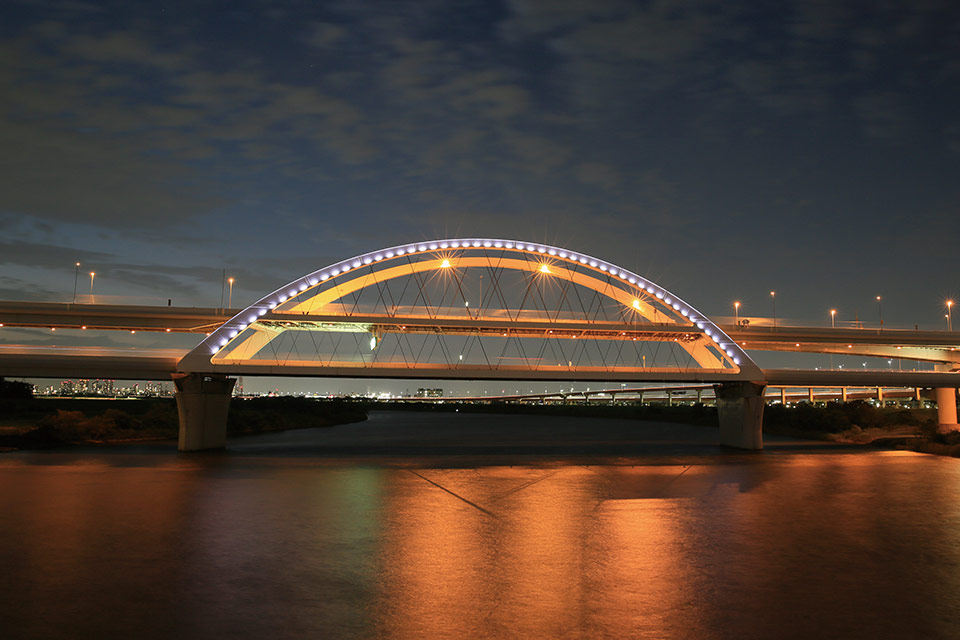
[440,259,451,268]
[539,263,551,274]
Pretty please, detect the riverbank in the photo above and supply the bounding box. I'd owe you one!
[0,397,368,450]
[369,399,957,456]
[2,397,955,457]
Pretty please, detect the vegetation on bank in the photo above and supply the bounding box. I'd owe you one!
[0,377,33,400]
[762,401,937,436]
[0,397,368,449]
[371,399,937,432]
[762,401,960,455]
[370,399,959,455]
[1,391,956,457]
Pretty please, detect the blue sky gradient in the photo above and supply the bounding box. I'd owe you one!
[2,1,959,388]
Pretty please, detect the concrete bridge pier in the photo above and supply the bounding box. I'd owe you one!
[714,382,766,450]
[934,387,959,434]
[173,373,236,451]
[933,364,959,434]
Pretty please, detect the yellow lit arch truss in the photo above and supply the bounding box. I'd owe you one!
[179,239,762,381]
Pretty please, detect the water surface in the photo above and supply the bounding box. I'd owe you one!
[2,411,959,639]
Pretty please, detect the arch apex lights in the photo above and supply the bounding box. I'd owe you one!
[178,239,761,381]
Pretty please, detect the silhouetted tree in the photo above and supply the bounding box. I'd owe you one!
[0,377,33,399]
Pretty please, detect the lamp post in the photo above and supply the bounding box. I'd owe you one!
[830,309,836,370]
[734,301,740,326]
[72,262,80,303]
[770,291,776,328]
[228,277,235,308]
[948,300,954,332]
[876,296,883,326]
[89,272,96,299]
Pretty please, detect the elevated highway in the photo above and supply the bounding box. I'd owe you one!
[0,344,956,389]
[0,301,231,333]
[2,301,956,363]
[720,324,960,365]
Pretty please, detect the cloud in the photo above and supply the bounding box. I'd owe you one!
[0,240,111,268]
[303,22,347,49]
[64,30,195,71]
[0,119,226,223]
[0,275,59,301]
[552,7,714,64]
[0,23,381,224]
[945,123,960,155]
[498,0,626,42]
[854,92,911,140]
[575,163,621,190]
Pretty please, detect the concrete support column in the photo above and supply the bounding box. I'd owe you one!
[714,382,766,450]
[841,387,848,403]
[173,373,236,451]
[780,387,787,405]
[807,387,815,403]
[935,387,959,434]
[876,387,884,406]
[933,364,959,434]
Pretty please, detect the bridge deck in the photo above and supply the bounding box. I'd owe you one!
[0,345,957,387]
[2,301,957,344]
[1,302,958,381]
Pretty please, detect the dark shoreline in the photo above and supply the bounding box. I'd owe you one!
[0,397,369,450]
[2,397,956,457]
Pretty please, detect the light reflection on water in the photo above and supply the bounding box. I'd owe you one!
[1,413,960,639]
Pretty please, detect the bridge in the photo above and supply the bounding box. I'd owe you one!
[3,303,957,365]
[1,238,957,451]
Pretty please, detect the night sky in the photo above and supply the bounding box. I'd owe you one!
[2,1,959,390]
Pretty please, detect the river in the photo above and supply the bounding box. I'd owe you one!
[2,410,959,639]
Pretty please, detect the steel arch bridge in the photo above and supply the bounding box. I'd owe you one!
[179,238,762,382]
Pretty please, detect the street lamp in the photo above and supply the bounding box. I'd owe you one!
[948,300,954,332]
[770,291,776,328]
[734,301,740,325]
[829,309,836,370]
[89,272,96,297]
[73,262,81,303]
[228,277,235,308]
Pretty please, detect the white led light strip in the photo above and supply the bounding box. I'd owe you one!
[192,239,753,368]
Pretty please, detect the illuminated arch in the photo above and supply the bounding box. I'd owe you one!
[178,239,761,381]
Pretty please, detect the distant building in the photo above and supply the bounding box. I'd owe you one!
[414,388,443,398]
